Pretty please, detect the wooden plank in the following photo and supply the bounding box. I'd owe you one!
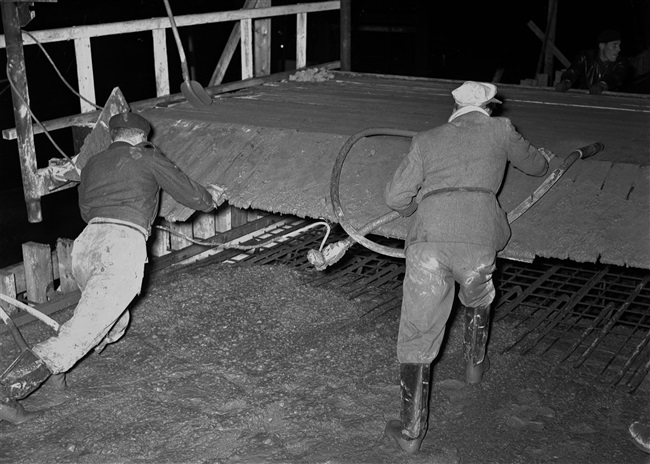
[254,0,271,77]
[56,238,77,293]
[193,212,216,239]
[296,12,307,68]
[150,220,171,257]
[215,204,232,232]
[240,18,254,79]
[152,28,170,97]
[0,271,18,315]
[74,36,96,113]
[22,242,53,304]
[169,221,193,251]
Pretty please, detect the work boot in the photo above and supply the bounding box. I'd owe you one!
[629,422,650,454]
[385,363,431,454]
[0,349,52,399]
[463,305,491,384]
[0,396,43,424]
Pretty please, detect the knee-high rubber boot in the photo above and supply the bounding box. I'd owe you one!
[0,349,52,399]
[384,363,431,454]
[463,305,491,384]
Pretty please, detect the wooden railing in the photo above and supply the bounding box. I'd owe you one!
[0,1,341,222]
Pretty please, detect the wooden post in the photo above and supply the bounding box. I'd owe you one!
[22,242,53,304]
[193,212,216,239]
[0,271,18,316]
[0,2,42,223]
[150,220,171,257]
[169,221,193,250]
[340,0,351,71]
[56,238,77,293]
[215,204,232,233]
[255,0,272,77]
[544,0,558,80]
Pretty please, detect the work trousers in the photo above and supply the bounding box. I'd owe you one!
[33,221,146,373]
[397,242,497,364]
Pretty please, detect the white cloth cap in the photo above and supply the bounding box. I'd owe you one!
[452,81,502,107]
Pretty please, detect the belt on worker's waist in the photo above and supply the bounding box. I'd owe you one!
[89,218,148,240]
[420,186,494,202]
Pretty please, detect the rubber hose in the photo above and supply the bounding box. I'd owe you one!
[330,127,416,258]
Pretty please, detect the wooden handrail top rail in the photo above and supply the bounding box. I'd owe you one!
[0,2,340,48]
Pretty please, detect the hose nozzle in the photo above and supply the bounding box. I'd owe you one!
[307,238,354,271]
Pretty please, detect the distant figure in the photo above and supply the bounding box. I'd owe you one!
[383,81,552,454]
[555,29,633,94]
[0,111,227,424]
[630,421,650,454]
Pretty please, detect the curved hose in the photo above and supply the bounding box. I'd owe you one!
[330,128,416,258]
[329,127,604,261]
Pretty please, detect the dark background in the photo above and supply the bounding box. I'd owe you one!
[0,0,649,266]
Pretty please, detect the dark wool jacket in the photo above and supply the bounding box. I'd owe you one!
[560,49,632,91]
[78,141,214,234]
[385,112,548,251]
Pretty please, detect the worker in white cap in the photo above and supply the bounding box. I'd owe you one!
[0,111,228,424]
[383,81,554,454]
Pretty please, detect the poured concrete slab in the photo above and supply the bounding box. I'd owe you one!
[137,72,649,268]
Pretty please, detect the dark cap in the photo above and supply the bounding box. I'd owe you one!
[109,112,151,136]
[597,29,621,44]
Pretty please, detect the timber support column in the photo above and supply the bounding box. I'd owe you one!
[340,0,351,71]
[1,1,43,222]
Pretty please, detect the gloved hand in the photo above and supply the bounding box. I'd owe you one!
[206,183,228,208]
[555,79,572,92]
[47,157,80,182]
[589,82,607,95]
[538,147,555,164]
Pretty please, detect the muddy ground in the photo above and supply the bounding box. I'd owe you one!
[1,259,649,464]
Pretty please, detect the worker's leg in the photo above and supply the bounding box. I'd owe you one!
[32,225,146,374]
[386,243,454,454]
[453,244,497,384]
[397,243,456,365]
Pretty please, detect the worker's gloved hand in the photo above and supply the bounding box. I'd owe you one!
[538,147,555,164]
[206,184,228,208]
[555,79,572,92]
[47,158,80,182]
[589,82,607,95]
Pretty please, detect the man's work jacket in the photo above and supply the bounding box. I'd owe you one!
[78,141,214,235]
[384,112,549,251]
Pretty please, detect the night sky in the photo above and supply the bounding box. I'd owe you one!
[1,0,648,191]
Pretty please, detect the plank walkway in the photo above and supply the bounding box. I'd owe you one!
[134,71,649,268]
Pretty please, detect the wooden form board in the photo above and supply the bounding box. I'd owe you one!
[137,72,649,268]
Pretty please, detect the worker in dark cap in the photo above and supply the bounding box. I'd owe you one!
[383,81,553,454]
[0,111,227,424]
[555,29,632,94]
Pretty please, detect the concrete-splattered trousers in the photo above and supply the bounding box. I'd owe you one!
[32,219,147,373]
[397,242,497,364]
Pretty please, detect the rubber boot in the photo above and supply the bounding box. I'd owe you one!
[0,397,43,424]
[629,422,650,454]
[0,349,52,399]
[385,363,430,454]
[463,305,491,384]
